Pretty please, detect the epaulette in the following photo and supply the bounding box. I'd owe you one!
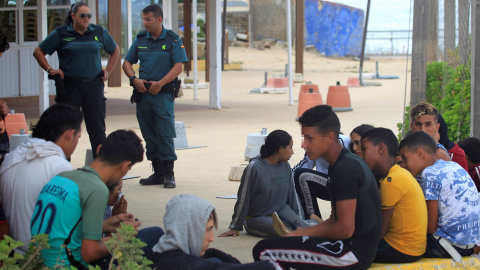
[90,23,103,29]
[55,24,68,31]
[137,30,148,37]
[166,29,180,42]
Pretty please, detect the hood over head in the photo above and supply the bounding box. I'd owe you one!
[152,194,215,257]
[437,114,455,150]
[0,137,65,174]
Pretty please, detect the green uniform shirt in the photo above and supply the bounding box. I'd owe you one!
[39,23,117,79]
[125,26,188,82]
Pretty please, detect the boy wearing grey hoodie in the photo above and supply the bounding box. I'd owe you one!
[148,194,275,270]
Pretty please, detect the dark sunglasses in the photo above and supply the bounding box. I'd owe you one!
[79,13,92,19]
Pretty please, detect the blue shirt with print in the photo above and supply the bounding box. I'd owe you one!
[422,159,480,245]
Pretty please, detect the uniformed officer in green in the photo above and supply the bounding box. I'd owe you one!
[123,4,187,189]
[33,2,120,158]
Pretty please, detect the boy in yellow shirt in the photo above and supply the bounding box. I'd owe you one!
[361,128,427,263]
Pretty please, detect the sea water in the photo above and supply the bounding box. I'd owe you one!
[337,0,414,55]
[337,0,470,56]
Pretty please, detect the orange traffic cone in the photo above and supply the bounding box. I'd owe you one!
[297,84,323,119]
[346,77,360,87]
[260,78,288,94]
[326,82,353,112]
[5,113,28,137]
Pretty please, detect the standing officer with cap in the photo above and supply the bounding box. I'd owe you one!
[33,2,120,158]
[123,4,187,189]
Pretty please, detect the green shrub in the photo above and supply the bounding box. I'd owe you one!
[104,224,152,270]
[397,61,471,142]
[0,224,150,270]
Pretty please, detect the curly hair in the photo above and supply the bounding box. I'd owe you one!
[31,103,83,142]
[97,130,144,166]
[0,30,10,53]
[410,102,439,123]
[260,129,292,159]
[298,105,340,138]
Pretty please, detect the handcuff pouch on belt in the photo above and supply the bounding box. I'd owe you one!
[130,78,182,104]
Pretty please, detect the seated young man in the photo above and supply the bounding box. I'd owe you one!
[30,130,146,268]
[253,105,382,270]
[148,194,275,270]
[291,133,351,219]
[360,128,427,263]
[399,131,480,258]
[458,136,480,192]
[436,114,468,171]
[410,102,468,171]
[0,103,82,254]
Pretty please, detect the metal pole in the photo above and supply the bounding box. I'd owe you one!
[471,0,480,136]
[221,0,227,71]
[127,0,132,50]
[193,0,198,100]
[286,0,293,105]
[359,0,371,86]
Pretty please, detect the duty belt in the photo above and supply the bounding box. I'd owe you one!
[65,71,103,83]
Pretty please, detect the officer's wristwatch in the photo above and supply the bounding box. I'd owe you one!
[129,75,137,86]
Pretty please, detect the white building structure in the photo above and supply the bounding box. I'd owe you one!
[0,0,222,113]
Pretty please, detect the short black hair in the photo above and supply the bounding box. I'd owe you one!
[0,30,9,53]
[143,4,163,18]
[31,103,83,142]
[260,129,292,159]
[298,105,340,138]
[350,124,374,137]
[210,209,218,229]
[399,131,436,155]
[361,128,398,158]
[458,137,480,164]
[349,124,374,152]
[96,130,144,166]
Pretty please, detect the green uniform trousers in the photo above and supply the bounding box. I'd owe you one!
[136,92,176,161]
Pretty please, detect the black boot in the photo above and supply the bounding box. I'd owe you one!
[163,160,176,188]
[139,159,164,185]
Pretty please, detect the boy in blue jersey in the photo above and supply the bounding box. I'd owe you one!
[31,130,145,268]
[399,131,480,258]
